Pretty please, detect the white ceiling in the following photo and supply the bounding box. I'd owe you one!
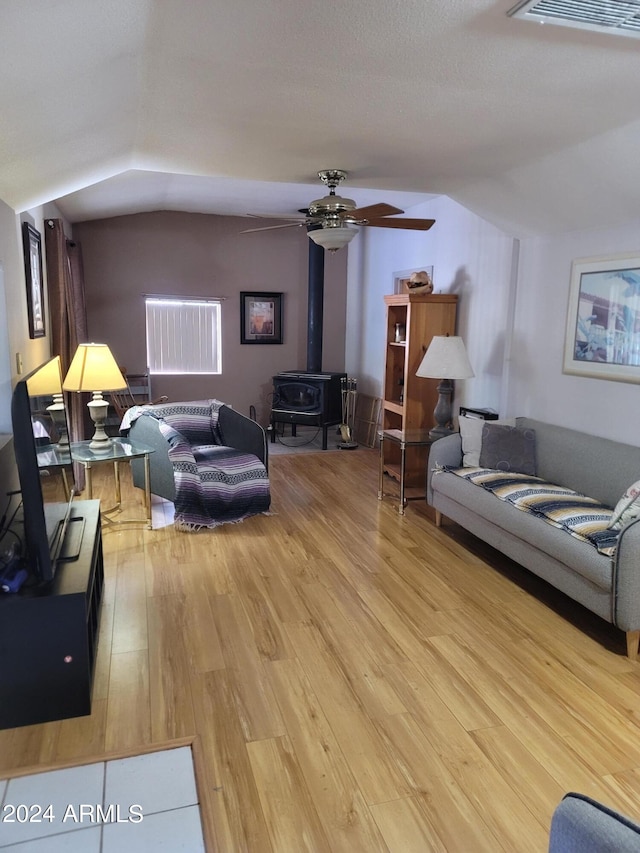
[2,0,640,236]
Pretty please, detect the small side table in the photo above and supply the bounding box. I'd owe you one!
[378,428,434,515]
[70,438,155,529]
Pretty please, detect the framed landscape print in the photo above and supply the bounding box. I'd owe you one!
[563,253,640,384]
[240,291,283,344]
[22,222,46,339]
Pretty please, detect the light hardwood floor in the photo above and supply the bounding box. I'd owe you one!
[2,448,640,851]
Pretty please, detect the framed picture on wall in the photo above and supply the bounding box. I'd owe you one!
[22,222,46,339]
[240,291,283,344]
[563,253,640,384]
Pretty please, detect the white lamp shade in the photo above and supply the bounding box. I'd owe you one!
[308,226,357,253]
[63,343,127,392]
[416,336,474,379]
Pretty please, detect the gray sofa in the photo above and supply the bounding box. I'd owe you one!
[549,793,640,852]
[427,418,640,658]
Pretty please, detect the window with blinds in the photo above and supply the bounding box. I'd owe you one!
[145,297,222,374]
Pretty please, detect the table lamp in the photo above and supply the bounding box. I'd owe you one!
[63,343,127,450]
[26,355,69,446]
[416,335,474,439]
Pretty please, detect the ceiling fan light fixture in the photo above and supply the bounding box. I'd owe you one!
[307,226,357,253]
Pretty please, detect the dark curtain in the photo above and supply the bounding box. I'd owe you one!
[44,218,88,489]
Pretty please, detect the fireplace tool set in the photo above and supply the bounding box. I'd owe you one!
[338,377,358,450]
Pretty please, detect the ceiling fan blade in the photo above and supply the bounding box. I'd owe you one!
[246,212,307,221]
[348,203,403,220]
[363,217,435,231]
[241,222,306,234]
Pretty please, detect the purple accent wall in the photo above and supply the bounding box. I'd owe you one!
[74,211,347,425]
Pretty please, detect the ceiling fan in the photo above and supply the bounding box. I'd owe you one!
[241,170,435,252]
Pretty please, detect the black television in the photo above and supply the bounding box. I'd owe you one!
[10,357,80,584]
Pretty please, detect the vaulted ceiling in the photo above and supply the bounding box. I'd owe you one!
[2,0,639,236]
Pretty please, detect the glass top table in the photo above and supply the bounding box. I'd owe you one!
[378,428,435,515]
[69,438,155,528]
[69,437,153,464]
[36,437,155,528]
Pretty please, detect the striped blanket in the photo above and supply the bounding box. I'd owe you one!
[141,401,270,531]
[449,468,618,557]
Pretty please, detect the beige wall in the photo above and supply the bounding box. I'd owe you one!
[0,201,57,432]
[74,211,348,425]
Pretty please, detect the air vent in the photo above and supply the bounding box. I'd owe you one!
[508,0,640,38]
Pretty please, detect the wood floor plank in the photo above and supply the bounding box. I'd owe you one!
[369,796,448,853]
[470,724,567,829]
[105,649,151,752]
[284,620,411,806]
[246,735,333,852]
[409,638,503,732]
[266,657,390,852]
[233,559,297,661]
[375,705,550,852]
[190,669,274,853]
[306,556,410,666]
[372,712,508,852]
[210,592,286,742]
[110,550,148,654]
[297,580,407,718]
[425,630,639,803]
[146,594,196,741]
[513,638,640,775]
[91,571,116,701]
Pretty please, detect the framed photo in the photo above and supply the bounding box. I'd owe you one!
[22,222,45,339]
[240,291,283,344]
[393,266,434,295]
[563,253,640,384]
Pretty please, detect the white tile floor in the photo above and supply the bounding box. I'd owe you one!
[150,493,175,529]
[0,746,206,852]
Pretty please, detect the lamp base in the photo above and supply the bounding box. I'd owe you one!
[47,397,70,447]
[89,436,112,451]
[87,394,112,451]
[430,379,454,440]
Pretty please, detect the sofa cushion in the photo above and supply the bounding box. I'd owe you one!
[459,416,515,467]
[611,479,640,530]
[479,424,537,475]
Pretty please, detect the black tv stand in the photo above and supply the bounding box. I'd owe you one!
[0,500,104,729]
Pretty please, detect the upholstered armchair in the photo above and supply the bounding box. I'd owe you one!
[127,400,269,530]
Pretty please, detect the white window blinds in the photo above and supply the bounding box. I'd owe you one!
[145,297,222,375]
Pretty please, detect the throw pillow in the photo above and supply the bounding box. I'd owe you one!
[610,479,640,530]
[459,415,515,467]
[479,424,537,475]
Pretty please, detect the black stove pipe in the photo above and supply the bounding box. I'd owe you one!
[306,232,325,372]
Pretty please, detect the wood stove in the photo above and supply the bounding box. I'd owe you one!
[269,238,347,449]
[271,370,346,450]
